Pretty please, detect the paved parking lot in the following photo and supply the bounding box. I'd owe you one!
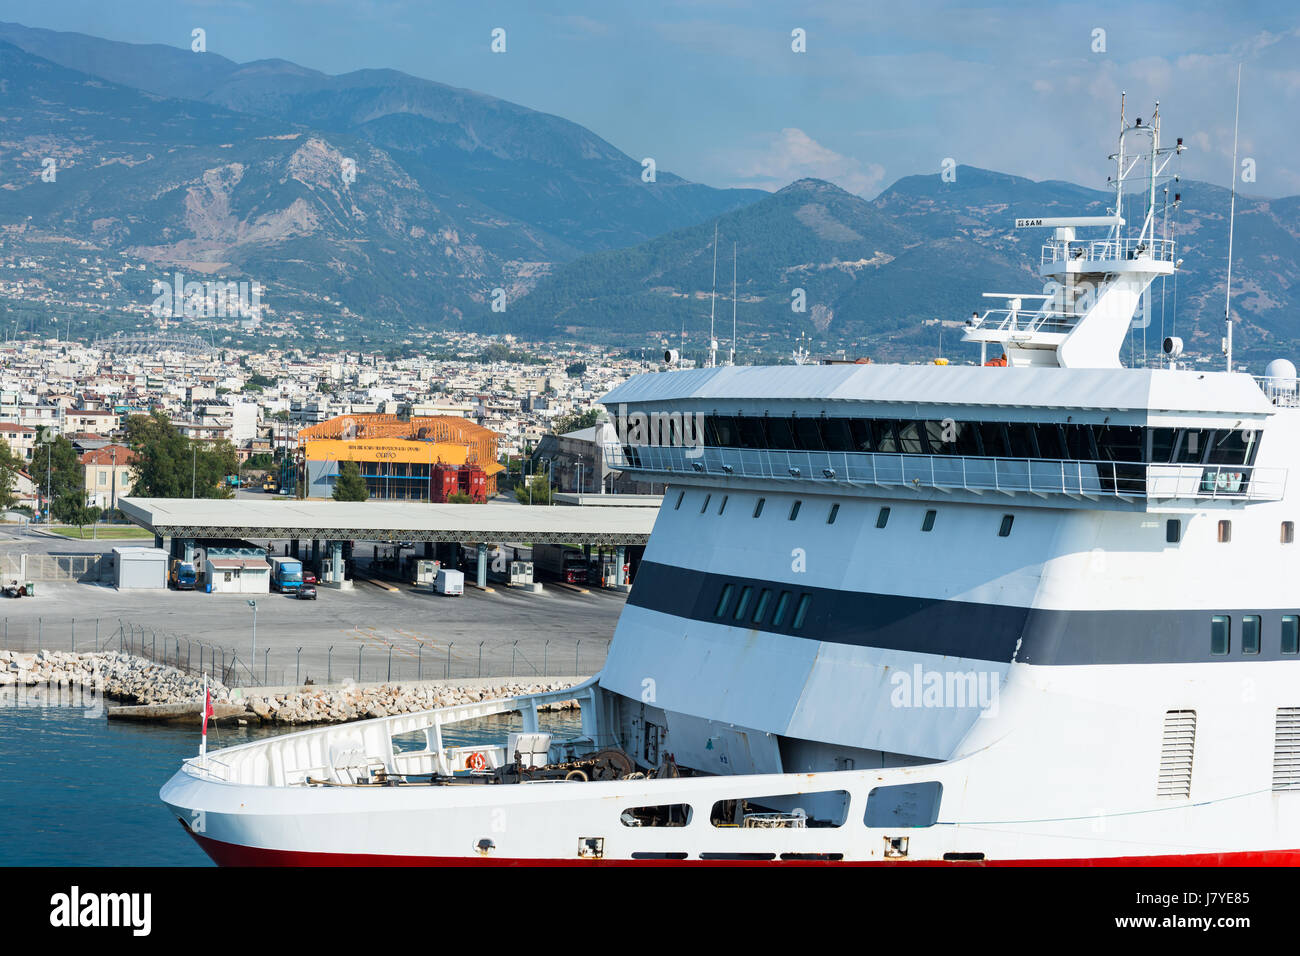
[0,533,628,685]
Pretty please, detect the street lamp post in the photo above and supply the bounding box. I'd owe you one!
[247,599,257,677]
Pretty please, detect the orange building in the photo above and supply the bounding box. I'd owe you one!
[302,415,502,501]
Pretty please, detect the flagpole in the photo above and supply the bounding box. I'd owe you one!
[200,673,209,766]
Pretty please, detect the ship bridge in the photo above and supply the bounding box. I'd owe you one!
[601,364,1288,509]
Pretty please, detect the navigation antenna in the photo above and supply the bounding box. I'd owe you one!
[793,330,810,365]
[1225,64,1242,373]
[708,223,719,368]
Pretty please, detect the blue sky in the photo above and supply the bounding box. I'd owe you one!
[6,0,1300,196]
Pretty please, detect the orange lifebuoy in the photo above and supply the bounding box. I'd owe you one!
[466,751,487,771]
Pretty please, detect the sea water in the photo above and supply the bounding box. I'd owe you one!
[0,703,580,866]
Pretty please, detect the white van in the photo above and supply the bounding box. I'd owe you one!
[435,568,465,596]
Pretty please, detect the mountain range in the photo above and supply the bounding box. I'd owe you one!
[0,22,760,325]
[504,168,1300,363]
[1,21,1298,363]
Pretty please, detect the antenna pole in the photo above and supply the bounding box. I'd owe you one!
[1225,64,1242,373]
[1114,91,1126,238]
[731,243,737,366]
[708,223,718,368]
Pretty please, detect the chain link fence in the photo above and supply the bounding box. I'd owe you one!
[0,616,608,689]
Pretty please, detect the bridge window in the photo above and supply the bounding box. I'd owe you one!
[924,420,950,454]
[1095,424,1144,462]
[733,586,754,621]
[1210,615,1231,655]
[1176,429,1210,463]
[700,494,711,514]
[692,415,1262,469]
[1063,424,1097,460]
[872,420,899,454]
[791,594,812,630]
[998,514,1014,537]
[848,418,873,452]
[1166,519,1182,543]
[1207,429,1258,466]
[1151,427,1179,463]
[764,417,795,449]
[736,416,765,448]
[1283,521,1294,544]
[792,417,824,451]
[1283,616,1299,655]
[876,506,890,528]
[789,500,802,521]
[674,491,684,510]
[821,417,855,452]
[921,509,937,532]
[771,591,793,628]
[714,584,734,618]
[897,421,926,455]
[1006,423,1039,459]
[753,497,765,518]
[1035,423,1067,459]
[827,503,839,524]
[978,422,1009,458]
[1242,615,1261,655]
[718,495,728,515]
[752,588,773,624]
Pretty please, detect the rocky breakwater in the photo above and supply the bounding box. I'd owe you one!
[241,679,580,726]
[2,649,582,726]
[0,649,226,704]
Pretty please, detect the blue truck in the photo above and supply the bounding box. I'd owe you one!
[269,556,304,593]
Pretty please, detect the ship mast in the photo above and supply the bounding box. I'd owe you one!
[962,98,1184,369]
[708,223,719,368]
[730,243,737,366]
[1225,64,1242,373]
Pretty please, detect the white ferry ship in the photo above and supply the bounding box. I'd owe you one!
[161,107,1300,865]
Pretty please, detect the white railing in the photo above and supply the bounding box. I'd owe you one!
[1253,375,1300,408]
[605,443,1287,502]
[182,678,601,787]
[1042,237,1175,267]
[970,307,1084,336]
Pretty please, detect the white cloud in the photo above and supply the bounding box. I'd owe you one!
[724,128,887,197]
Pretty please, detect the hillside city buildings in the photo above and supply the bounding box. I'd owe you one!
[0,334,657,513]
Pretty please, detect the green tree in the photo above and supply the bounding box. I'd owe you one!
[551,408,601,436]
[126,411,236,499]
[52,495,100,534]
[445,491,473,504]
[515,474,552,505]
[0,441,24,510]
[333,461,369,501]
[31,431,82,517]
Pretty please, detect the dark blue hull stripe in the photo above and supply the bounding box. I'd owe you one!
[626,561,1297,666]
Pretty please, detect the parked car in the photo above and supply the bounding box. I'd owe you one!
[296,584,317,600]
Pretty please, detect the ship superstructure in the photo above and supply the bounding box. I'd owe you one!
[160,106,1300,864]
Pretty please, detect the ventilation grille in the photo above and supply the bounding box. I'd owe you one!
[1273,708,1300,791]
[1156,709,1197,799]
